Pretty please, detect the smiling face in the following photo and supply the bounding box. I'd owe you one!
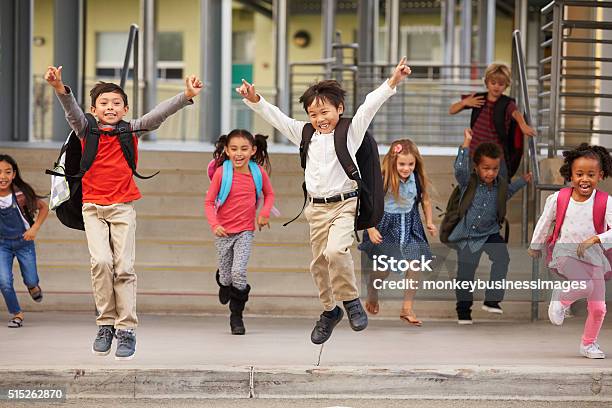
[571,156,603,200]
[0,161,16,194]
[224,136,257,172]
[475,155,501,185]
[396,153,416,181]
[90,91,129,125]
[306,98,344,134]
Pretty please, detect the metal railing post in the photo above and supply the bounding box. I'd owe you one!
[548,1,562,158]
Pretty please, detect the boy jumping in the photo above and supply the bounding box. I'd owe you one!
[45,66,202,359]
[237,58,411,344]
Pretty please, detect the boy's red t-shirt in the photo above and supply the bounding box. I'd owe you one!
[80,128,141,205]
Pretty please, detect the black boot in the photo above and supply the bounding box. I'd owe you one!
[216,270,230,305]
[229,284,250,335]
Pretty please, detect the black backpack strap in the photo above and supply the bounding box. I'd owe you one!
[469,91,488,128]
[111,120,159,179]
[332,118,361,235]
[457,172,479,219]
[282,181,308,227]
[80,113,101,176]
[284,124,317,227]
[333,118,360,181]
[299,124,316,170]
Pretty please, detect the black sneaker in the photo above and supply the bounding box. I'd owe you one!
[457,310,473,325]
[115,329,136,360]
[482,301,503,314]
[343,298,368,331]
[92,325,115,356]
[310,307,344,345]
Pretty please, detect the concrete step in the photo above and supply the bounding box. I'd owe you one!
[37,213,312,243]
[33,239,318,267]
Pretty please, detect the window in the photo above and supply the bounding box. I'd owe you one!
[95,32,184,80]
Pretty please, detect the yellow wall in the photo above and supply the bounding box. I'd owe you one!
[33,0,54,75]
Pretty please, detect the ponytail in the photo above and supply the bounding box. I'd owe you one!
[253,134,272,175]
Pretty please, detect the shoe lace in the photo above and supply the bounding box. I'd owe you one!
[96,326,114,340]
[116,330,134,345]
[345,302,361,319]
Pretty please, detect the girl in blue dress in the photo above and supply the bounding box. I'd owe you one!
[359,139,436,326]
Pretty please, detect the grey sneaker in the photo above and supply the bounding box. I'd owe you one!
[92,325,115,356]
[115,329,136,360]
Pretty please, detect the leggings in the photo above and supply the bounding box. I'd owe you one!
[215,231,254,290]
[556,256,607,346]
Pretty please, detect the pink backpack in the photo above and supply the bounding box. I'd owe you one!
[545,187,612,280]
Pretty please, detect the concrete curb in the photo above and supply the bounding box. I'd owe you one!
[2,366,612,401]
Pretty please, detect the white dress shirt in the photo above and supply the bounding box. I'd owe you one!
[243,80,397,198]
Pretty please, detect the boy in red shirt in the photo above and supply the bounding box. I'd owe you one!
[45,66,202,360]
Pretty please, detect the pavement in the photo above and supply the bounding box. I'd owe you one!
[0,311,611,402]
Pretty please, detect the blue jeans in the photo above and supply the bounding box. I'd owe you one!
[0,238,39,314]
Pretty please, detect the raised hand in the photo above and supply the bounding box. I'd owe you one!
[462,93,485,108]
[184,75,204,99]
[44,66,65,93]
[235,79,259,103]
[523,172,533,183]
[462,128,473,148]
[388,56,412,88]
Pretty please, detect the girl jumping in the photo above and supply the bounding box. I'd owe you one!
[529,144,611,359]
[359,139,436,326]
[205,130,275,335]
[0,154,49,328]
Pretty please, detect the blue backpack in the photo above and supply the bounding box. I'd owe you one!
[216,160,263,207]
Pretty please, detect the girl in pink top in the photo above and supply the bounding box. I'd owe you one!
[205,129,275,335]
[529,144,612,359]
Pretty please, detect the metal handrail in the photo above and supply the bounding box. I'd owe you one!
[513,30,540,185]
[120,24,139,117]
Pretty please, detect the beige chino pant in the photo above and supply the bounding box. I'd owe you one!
[304,197,359,311]
[82,202,137,329]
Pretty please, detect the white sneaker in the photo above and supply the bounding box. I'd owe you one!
[548,289,569,326]
[580,342,606,359]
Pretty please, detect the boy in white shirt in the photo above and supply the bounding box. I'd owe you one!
[237,58,411,344]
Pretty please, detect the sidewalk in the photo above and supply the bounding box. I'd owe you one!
[1,312,611,401]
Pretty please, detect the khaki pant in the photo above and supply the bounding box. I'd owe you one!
[304,197,359,311]
[82,202,137,329]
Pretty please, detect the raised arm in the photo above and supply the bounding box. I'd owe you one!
[238,79,306,146]
[45,66,87,137]
[454,129,472,187]
[132,75,201,133]
[348,58,407,146]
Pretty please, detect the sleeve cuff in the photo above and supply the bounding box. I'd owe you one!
[242,94,266,109]
[382,80,398,94]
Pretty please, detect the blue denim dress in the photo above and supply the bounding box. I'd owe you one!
[358,172,432,275]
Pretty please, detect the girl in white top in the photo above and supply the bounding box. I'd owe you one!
[529,144,612,359]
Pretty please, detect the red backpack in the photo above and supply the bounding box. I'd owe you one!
[546,187,612,280]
